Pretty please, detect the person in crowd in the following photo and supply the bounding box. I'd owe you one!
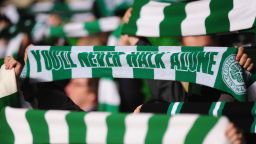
[64,78,98,112]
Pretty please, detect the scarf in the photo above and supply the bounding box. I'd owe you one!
[48,17,120,38]
[0,61,20,110]
[122,0,256,37]
[25,46,256,101]
[141,102,256,134]
[0,106,229,144]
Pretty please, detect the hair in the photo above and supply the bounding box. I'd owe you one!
[87,78,99,95]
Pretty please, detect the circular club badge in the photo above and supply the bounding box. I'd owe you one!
[222,55,246,95]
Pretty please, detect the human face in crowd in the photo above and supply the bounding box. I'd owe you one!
[64,78,96,111]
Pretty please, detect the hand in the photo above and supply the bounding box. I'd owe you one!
[122,8,132,24]
[134,105,142,113]
[4,56,22,77]
[226,123,243,144]
[236,47,254,71]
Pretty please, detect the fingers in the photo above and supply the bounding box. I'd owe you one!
[226,123,243,144]
[134,105,142,113]
[247,63,254,71]
[4,56,15,69]
[236,47,244,61]
[239,53,248,66]
[236,47,254,71]
[122,8,132,23]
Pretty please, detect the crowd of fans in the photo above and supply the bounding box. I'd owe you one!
[1,0,256,143]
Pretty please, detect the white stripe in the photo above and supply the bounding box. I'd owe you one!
[0,65,17,97]
[71,46,93,78]
[45,110,69,143]
[6,33,23,56]
[136,1,170,36]
[203,117,230,144]
[99,17,120,32]
[64,23,88,37]
[124,114,152,144]
[28,46,53,82]
[112,46,134,78]
[85,112,110,144]
[64,23,85,33]
[115,46,137,52]
[154,46,181,80]
[68,0,94,11]
[98,78,120,105]
[107,35,119,46]
[196,47,227,87]
[181,0,211,36]
[5,107,32,144]
[171,102,180,115]
[212,102,222,116]
[228,0,256,31]
[163,114,199,144]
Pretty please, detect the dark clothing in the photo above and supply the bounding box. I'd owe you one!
[117,79,144,112]
[147,80,186,102]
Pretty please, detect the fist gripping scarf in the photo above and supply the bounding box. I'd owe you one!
[0,60,20,110]
[24,46,256,101]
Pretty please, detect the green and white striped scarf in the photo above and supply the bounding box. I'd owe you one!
[98,78,120,112]
[25,46,255,101]
[48,17,120,38]
[122,0,256,37]
[96,0,134,16]
[0,61,20,110]
[30,0,94,13]
[107,24,123,46]
[142,102,256,133]
[0,107,230,144]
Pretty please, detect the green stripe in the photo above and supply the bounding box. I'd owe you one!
[184,116,219,144]
[106,113,126,144]
[160,2,186,36]
[49,26,65,37]
[92,68,113,78]
[26,58,30,78]
[0,108,15,144]
[250,103,256,133]
[175,46,204,83]
[98,103,119,113]
[208,102,217,116]
[0,59,3,66]
[145,115,169,144]
[176,102,184,113]
[205,0,233,34]
[0,93,20,110]
[84,21,101,35]
[66,111,87,143]
[133,68,154,79]
[122,0,150,35]
[208,102,226,116]
[137,46,159,51]
[251,118,256,133]
[26,109,49,143]
[217,102,225,116]
[167,103,175,115]
[94,46,115,51]
[51,46,73,81]
[251,103,256,116]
